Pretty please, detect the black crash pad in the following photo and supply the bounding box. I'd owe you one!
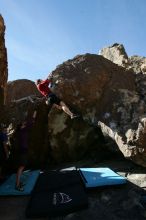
[26,170,88,218]
[33,170,82,192]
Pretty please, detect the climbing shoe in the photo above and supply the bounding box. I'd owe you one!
[15,185,24,191]
[71,114,80,119]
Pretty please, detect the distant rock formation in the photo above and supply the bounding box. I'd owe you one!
[99,43,146,74]
[6,79,40,103]
[0,15,8,106]
[99,43,129,68]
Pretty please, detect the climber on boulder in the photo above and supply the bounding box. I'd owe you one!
[35,75,79,119]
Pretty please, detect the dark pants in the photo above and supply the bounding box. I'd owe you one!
[47,93,61,105]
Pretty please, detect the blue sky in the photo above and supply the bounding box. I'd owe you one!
[1,0,146,82]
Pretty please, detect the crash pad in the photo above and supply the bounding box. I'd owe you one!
[26,170,88,218]
[79,167,126,188]
[0,170,40,196]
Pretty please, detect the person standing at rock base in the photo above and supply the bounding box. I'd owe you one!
[15,110,37,191]
[35,76,79,119]
[0,125,9,180]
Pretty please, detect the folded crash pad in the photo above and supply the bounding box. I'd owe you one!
[79,167,126,188]
[33,170,82,192]
[0,170,40,196]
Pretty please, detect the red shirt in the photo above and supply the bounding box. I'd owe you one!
[37,79,51,97]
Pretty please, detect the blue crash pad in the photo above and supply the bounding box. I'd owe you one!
[0,170,40,196]
[79,168,126,188]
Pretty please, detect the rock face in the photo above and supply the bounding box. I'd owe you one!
[98,44,146,166]
[0,15,8,106]
[6,79,40,103]
[5,100,50,169]
[47,108,106,163]
[51,54,135,115]
[129,56,146,74]
[99,43,146,74]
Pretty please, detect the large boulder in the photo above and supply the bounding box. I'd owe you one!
[48,53,146,167]
[0,15,8,107]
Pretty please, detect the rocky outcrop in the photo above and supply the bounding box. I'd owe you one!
[99,43,146,74]
[6,53,146,168]
[99,44,146,166]
[129,56,146,74]
[0,15,8,106]
[99,43,129,68]
[3,40,146,168]
[6,79,40,103]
